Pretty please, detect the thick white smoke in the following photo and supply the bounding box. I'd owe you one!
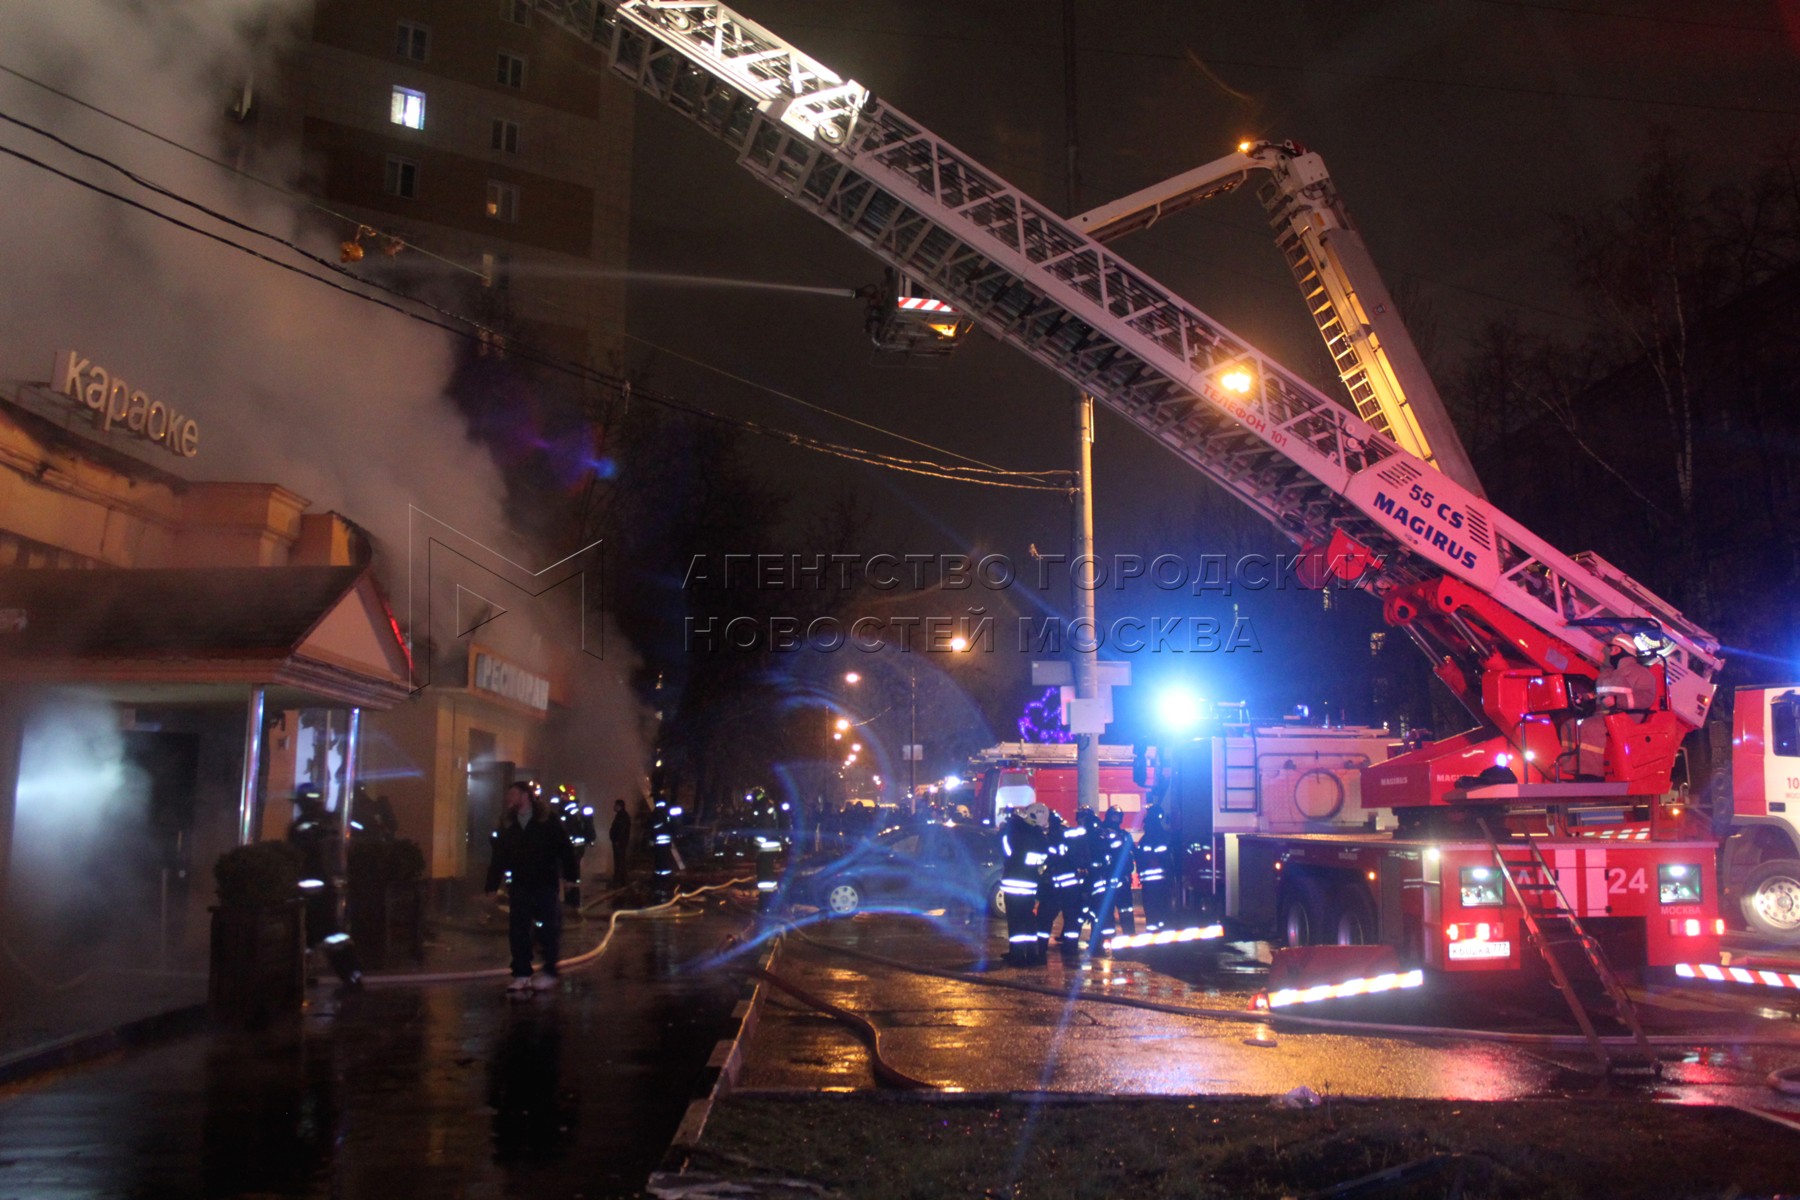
[0,0,508,560]
[0,2,651,837]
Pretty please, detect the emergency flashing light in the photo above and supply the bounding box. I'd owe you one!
[943,774,962,789]
[1156,685,1204,733]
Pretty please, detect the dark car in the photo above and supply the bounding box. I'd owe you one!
[791,822,1005,919]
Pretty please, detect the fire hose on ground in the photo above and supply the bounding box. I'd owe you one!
[361,877,754,987]
[775,914,1800,1054]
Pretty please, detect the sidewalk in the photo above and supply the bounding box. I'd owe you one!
[0,892,754,1199]
[0,876,665,1083]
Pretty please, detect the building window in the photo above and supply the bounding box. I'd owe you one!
[395,22,429,62]
[486,180,519,222]
[1369,631,1386,657]
[491,118,520,154]
[390,86,426,130]
[385,156,418,198]
[501,0,533,26]
[496,52,526,89]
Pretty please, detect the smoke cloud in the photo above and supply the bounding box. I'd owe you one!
[0,4,651,819]
[0,0,507,560]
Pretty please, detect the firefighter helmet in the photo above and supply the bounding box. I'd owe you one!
[1022,803,1050,830]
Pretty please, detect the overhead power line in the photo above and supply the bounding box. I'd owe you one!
[0,125,1070,492]
[0,59,486,282]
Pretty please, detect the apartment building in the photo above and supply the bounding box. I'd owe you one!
[266,0,635,367]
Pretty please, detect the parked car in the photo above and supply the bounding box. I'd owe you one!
[790,822,1005,919]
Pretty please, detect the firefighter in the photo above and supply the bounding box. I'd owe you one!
[553,784,595,909]
[1043,809,1088,964]
[1578,634,1663,777]
[1088,807,1137,954]
[649,793,677,902]
[1075,806,1100,931]
[999,804,1050,966]
[749,787,783,912]
[1136,803,1175,933]
[286,784,363,987]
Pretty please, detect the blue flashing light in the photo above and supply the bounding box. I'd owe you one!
[1156,686,1204,733]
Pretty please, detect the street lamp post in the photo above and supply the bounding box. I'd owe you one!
[907,636,969,813]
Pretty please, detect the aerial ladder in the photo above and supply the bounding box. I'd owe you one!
[538,0,1722,819]
[1071,139,1483,497]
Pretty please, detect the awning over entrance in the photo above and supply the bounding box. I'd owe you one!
[0,566,411,709]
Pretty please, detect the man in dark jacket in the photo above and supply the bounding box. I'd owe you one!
[486,781,580,994]
[608,799,632,886]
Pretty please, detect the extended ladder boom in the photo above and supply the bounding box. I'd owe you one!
[1073,141,1483,498]
[539,0,1722,745]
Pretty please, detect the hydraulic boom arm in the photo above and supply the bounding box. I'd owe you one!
[1072,140,1484,498]
[538,0,1722,803]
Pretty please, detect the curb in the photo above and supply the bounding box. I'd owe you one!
[0,1003,207,1087]
[645,929,780,1197]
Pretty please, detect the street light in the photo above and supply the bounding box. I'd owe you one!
[844,671,861,684]
[908,636,974,810]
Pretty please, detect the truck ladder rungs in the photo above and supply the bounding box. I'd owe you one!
[1475,819,1659,1077]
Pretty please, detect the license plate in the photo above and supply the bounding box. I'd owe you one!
[1449,940,1511,961]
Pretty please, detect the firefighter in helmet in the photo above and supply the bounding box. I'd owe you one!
[286,784,363,986]
[1088,807,1137,954]
[1042,808,1087,964]
[1135,803,1175,933]
[1000,803,1050,966]
[649,792,677,902]
[749,787,783,912]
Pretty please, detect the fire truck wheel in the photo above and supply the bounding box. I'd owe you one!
[1280,875,1331,947]
[1740,859,1800,944]
[1328,881,1378,945]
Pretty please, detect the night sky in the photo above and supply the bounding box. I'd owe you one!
[622,0,1800,722]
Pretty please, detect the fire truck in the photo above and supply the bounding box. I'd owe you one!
[537,3,1800,1019]
[968,742,1151,829]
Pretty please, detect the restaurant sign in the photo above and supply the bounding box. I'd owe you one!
[468,644,550,716]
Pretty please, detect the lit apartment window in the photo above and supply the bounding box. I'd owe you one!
[390,86,426,130]
[502,0,533,26]
[396,21,429,61]
[491,118,520,154]
[385,156,418,199]
[486,180,519,222]
[497,52,526,89]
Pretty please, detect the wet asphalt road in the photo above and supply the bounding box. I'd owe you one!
[0,901,747,1200]
[745,913,1800,1112]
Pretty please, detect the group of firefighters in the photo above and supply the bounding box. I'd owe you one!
[999,801,1176,967]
